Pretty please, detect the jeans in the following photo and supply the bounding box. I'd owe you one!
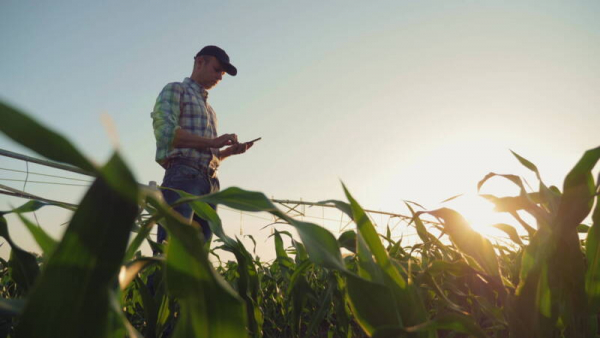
[157,162,220,245]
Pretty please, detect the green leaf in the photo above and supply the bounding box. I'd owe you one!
[373,313,487,338]
[291,238,308,262]
[343,184,430,333]
[511,150,562,216]
[286,219,347,270]
[338,230,357,253]
[425,260,475,277]
[511,150,541,180]
[150,196,248,338]
[343,184,406,288]
[421,208,501,278]
[107,289,143,338]
[289,264,313,336]
[118,257,163,290]
[182,195,263,336]
[124,216,157,262]
[0,100,138,205]
[193,187,278,212]
[272,230,289,260]
[199,185,426,335]
[0,216,40,292]
[198,187,347,271]
[304,280,334,337]
[585,191,600,312]
[0,199,73,216]
[244,234,257,254]
[16,213,57,256]
[556,146,600,229]
[405,202,447,252]
[285,259,312,297]
[319,199,353,219]
[15,154,139,338]
[480,194,536,213]
[509,256,556,337]
[145,267,172,337]
[0,298,25,317]
[345,274,403,335]
[134,276,159,338]
[478,173,549,227]
[420,273,464,313]
[491,223,524,246]
[356,227,385,283]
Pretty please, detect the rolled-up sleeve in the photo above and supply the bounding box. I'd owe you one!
[151,83,182,164]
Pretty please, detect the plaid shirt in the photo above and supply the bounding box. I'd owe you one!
[151,77,220,169]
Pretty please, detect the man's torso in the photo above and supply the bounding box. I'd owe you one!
[151,77,220,169]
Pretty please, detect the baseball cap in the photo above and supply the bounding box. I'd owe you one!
[195,45,237,76]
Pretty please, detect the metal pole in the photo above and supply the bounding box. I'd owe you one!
[0,148,435,225]
[0,183,77,208]
[0,148,92,176]
[271,198,441,226]
[271,198,413,220]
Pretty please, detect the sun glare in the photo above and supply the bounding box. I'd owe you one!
[443,193,513,239]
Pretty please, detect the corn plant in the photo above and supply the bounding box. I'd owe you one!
[0,100,599,337]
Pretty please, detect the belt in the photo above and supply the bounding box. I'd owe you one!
[165,157,218,178]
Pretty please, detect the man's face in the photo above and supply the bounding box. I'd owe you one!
[198,56,226,90]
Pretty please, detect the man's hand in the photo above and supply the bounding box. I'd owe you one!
[211,133,238,148]
[219,141,254,160]
[228,141,254,155]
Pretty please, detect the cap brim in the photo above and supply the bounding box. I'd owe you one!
[224,63,237,76]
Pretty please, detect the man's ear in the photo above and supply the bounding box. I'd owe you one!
[196,56,209,71]
[194,57,203,69]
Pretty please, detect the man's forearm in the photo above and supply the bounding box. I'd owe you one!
[172,128,214,150]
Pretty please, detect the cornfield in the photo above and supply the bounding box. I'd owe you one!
[0,100,599,338]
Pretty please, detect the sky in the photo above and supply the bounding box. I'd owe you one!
[1,1,599,260]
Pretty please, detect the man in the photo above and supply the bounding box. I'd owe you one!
[151,45,253,245]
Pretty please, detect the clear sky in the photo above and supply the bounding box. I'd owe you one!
[1,1,599,260]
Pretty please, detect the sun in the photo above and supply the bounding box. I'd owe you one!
[441,193,517,240]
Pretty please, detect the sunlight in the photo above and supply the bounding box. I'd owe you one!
[443,193,513,239]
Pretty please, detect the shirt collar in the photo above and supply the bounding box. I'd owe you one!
[183,77,208,101]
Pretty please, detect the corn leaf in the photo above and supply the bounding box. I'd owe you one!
[152,198,248,338]
[585,191,600,312]
[556,146,600,229]
[0,216,40,292]
[491,223,524,246]
[421,208,501,278]
[15,213,57,256]
[15,154,139,338]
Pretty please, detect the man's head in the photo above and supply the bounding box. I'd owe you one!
[191,45,237,90]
